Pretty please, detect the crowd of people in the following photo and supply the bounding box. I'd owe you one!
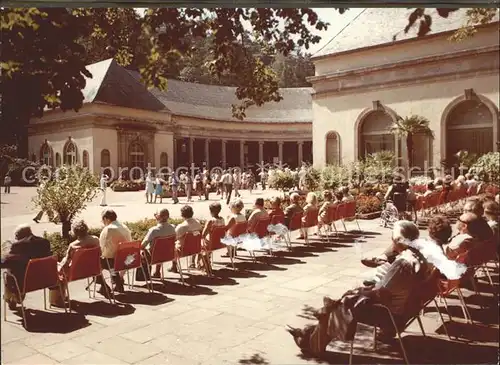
[138,165,310,206]
[288,194,499,355]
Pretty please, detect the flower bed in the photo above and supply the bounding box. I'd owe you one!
[110,179,145,192]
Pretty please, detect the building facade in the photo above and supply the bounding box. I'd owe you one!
[309,9,499,169]
[28,59,313,178]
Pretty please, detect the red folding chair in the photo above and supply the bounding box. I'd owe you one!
[205,225,227,276]
[336,203,347,231]
[287,212,303,246]
[318,204,336,242]
[62,246,113,310]
[3,255,67,328]
[342,200,360,232]
[247,217,272,260]
[224,221,248,270]
[145,235,176,285]
[269,214,290,248]
[302,208,319,245]
[177,232,202,284]
[106,241,149,295]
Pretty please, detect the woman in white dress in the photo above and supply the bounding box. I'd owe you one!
[99,174,108,206]
[145,172,155,204]
[223,199,247,257]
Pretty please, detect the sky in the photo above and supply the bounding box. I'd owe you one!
[135,8,365,55]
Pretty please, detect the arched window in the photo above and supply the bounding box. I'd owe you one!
[359,110,396,158]
[325,132,340,165]
[39,142,53,166]
[160,152,168,168]
[129,142,145,179]
[446,99,494,159]
[82,150,89,168]
[101,149,111,167]
[55,153,61,167]
[63,140,78,165]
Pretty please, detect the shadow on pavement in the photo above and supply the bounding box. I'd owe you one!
[10,309,90,334]
[69,300,135,318]
[273,250,318,258]
[213,267,266,279]
[239,353,269,365]
[256,255,305,266]
[147,280,217,296]
[441,320,500,343]
[113,291,173,306]
[183,274,239,287]
[233,260,287,272]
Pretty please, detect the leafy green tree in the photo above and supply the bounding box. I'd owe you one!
[390,115,433,167]
[33,165,99,238]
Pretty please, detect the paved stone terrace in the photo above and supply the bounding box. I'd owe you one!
[1,188,498,364]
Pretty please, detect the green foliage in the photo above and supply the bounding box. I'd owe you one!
[390,115,432,167]
[449,8,498,42]
[268,169,295,191]
[470,152,500,185]
[356,195,383,215]
[362,151,396,183]
[0,144,37,183]
[320,165,350,191]
[33,165,99,237]
[303,166,321,192]
[455,150,479,168]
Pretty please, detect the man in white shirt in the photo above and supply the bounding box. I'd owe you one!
[99,174,108,206]
[97,209,132,295]
[233,169,241,198]
[221,170,234,205]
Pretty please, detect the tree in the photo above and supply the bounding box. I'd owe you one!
[390,115,433,168]
[33,165,99,238]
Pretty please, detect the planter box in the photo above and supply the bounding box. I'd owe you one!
[112,187,142,192]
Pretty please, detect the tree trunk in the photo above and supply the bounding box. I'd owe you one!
[62,220,71,239]
[406,134,414,169]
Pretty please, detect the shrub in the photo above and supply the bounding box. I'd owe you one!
[320,165,350,191]
[356,194,383,214]
[110,179,145,192]
[470,152,500,185]
[267,169,295,191]
[33,165,99,238]
[362,151,395,184]
[303,166,321,191]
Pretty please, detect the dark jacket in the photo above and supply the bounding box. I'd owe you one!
[1,235,52,291]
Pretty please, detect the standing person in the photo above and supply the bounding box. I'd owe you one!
[3,174,12,193]
[195,171,204,200]
[145,172,155,204]
[33,179,49,223]
[221,170,234,205]
[100,174,108,207]
[233,169,241,198]
[185,172,193,202]
[298,165,307,190]
[259,169,268,190]
[169,172,179,204]
[154,174,165,204]
[203,168,212,200]
[248,170,255,194]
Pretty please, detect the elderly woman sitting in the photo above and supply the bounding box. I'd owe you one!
[300,192,318,240]
[247,198,270,234]
[318,190,334,228]
[284,193,303,229]
[59,220,100,275]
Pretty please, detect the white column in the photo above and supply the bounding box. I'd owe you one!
[205,139,210,168]
[278,141,283,164]
[298,141,303,166]
[258,141,264,166]
[240,141,245,169]
[189,137,194,165]
[222,139,227,169]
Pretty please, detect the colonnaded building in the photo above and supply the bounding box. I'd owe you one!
[309,8,499,169]
[28,59,313,177]
[28,8,499,176]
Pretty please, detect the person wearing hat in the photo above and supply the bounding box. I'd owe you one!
[442,174,454,201]
[384,174,409,214]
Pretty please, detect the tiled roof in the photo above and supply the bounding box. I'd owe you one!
[314,8,498,58]
[82,59,312,123]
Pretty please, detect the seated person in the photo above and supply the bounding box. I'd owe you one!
[445,212,483,261]
[59,220,100,275]
[318,190,334,227]
[454,175,466,190]
[421,182,435,197]
[247,198,270,234]
[284,193,303,228]
[300,192,318,239]
[268,197,284,222]
[223,199,247,257]
[96,209,132,296]
[434,177,444,191]
[361,220,420,278]
[141,208,175,277]
[175,205,202,269]
[202,202,226,249]
[483,200,499,240]
[1,224,52,310]
[333,191,344,204]
[341,187,354,202]
[442,175,454,200]
[463,198,494,240]
[465,173,477,193]
[427,215,453,248]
